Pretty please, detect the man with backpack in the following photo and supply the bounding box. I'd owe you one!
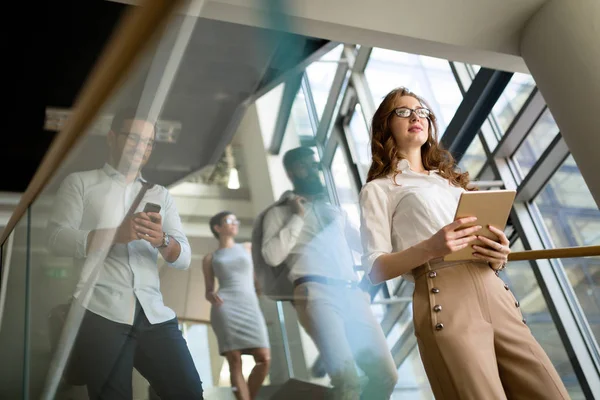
[252,146,397,400]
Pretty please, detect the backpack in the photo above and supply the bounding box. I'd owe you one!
[251,192,299,301]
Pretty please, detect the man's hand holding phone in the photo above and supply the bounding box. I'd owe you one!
[133,203,163,247]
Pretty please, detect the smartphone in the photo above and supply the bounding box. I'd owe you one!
[143,202,161,218]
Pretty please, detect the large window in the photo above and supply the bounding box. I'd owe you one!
[534,155,600,343]
[365,48,463,135]
[289,86,314,137]
[306,45,344,121]
[264,42,600,396]
[346,103,371,179]
[514,108,560,177]
[489,73,536,139]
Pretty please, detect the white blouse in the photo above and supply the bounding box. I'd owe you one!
[359,159,464,281]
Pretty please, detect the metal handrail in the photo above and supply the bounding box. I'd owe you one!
[509,245,600,261]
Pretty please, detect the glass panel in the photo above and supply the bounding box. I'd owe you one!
[365,48,463,135]
[490,73,536,138]
[23,9,250,398]
[514,108,560,178]
[534,155,600,346]
[256,82,285,149]
[330,145,362,267]
[289,86,315,137]
[306,44,344,121]
[331,146,360,228]
[452,62,480,93]
[0,215,29,399]
[393,347,434,399]
[481,116,500,151]
[346,103,371,180]
[501,239,585,398]
[458,134,486,177]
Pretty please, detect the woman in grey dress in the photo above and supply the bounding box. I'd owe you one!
[202,211,270,400]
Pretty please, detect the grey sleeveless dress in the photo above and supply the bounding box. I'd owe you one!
[210,244,270,354]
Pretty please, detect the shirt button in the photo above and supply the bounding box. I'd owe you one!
[522,318,527,325]
[435,323,444,331]
[428,271,437,278]
[504,284,509,291]
[431,288,440,294]
[515,301,520,308]
[433,305,442,312]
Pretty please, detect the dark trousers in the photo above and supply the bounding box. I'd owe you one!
[73,305,203,400]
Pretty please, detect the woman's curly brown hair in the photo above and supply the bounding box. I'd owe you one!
[366,87,471,189]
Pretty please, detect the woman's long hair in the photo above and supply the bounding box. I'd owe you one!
[366,87,471,189]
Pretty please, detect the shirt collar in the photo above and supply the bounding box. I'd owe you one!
[102,163,147,184]
[396,159,439,175]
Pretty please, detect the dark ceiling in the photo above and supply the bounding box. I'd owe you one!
[5,0,328,193]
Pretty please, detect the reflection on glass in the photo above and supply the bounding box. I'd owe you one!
[490,73,536,138]
[306,45,344,121]
[289,87,314,137]
[331,146,362,267]
[393,347,434,399]
[0,216,29,399]
[365,48,463,135]
[458,134,486,177]
[534,155,600,348]
[514,108,560,178]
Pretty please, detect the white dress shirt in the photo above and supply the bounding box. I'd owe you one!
[359,159,464,281]
[261,194,361,283]
[47,163,191,325]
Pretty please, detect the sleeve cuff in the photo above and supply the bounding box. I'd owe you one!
[168,237,191,270]
[362,251,387,277]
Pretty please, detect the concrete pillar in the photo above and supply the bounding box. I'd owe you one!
[521,0,600,207]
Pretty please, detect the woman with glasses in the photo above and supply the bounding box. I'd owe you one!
[203,212,270,400]
[359,87,569,399]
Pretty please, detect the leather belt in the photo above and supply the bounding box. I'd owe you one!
[293,275,359,290]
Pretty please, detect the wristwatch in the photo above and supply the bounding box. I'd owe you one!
[157,232,170,248]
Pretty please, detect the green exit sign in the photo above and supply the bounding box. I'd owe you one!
[45,268,69,279]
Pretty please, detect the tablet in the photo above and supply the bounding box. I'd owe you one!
[443,189,516,262]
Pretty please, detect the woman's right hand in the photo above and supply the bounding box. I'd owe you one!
[425,217,482,259]
[206,292,223,306]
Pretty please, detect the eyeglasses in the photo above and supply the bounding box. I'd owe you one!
[224,217,240,226]
[393,107,431,119]
[120,132,155,148]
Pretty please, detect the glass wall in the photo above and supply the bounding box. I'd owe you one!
[2,7,600,399]
[534,155,600,343]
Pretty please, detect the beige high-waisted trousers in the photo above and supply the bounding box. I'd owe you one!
[412,260,570,399]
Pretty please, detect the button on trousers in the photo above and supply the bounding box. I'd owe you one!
[412,261,569,400]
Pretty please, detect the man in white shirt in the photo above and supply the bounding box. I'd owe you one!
[47,108,203,399]
[260,147,397,400]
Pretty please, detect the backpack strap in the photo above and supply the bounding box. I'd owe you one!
[126,181,154,217]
